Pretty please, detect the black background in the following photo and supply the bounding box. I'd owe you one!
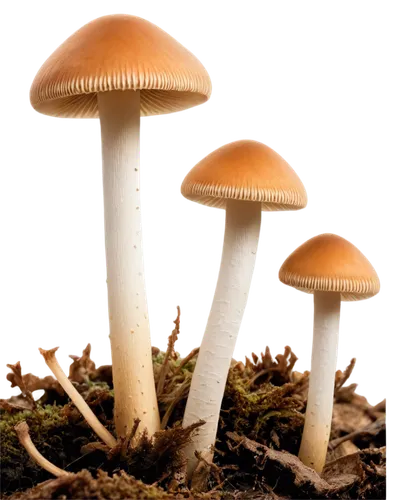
[6,2,392,402]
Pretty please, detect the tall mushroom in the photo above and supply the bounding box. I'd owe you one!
[30,14,211,439]
[279,233,380,473]
[181,140,307,475]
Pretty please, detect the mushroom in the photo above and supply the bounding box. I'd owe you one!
[15,421,71,477]
[279,233,380,472]
[30,15,211,439]
[39,347,116,448]
[181,140,307,475]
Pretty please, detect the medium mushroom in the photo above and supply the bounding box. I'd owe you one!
[30,14,211,439]
[279,233,380,473]
[181,140,307,475]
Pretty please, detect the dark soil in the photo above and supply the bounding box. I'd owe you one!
[0,320,386,499]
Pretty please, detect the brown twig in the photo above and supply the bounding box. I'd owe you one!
[174,347,200,374]
[68,343,96,383]
[157,306,181,397]
[161,378,191,429]
[334,358,356,396]
[328,418,385,451]
[6,359,36,409]
[128,418,141,451]
[190,449,216,492]
[365,399,386,421]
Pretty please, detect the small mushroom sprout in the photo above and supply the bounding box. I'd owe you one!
[39,347,117,448]
[15,421,71,478]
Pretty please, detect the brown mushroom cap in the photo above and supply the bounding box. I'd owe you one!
[279,234,380,301]
[30,15,211,118]
[181,140,307,211]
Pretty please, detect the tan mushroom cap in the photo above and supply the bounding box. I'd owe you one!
[30,15,211,118]
[279,234,380,301]
[181,140,307,211]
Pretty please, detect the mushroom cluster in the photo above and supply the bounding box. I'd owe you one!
[180,147,379,477]
[20,12,380,486]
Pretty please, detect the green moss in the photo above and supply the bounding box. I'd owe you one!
[218,369,305,454]
[1,404,67,462]
[1,404,67,431]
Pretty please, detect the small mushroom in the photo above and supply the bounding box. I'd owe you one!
[39,347,116,448]
[15,421,71,477]
[279,233,380,472]
[30,15,211,439]
[181,140,307,475]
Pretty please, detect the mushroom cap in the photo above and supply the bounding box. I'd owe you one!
[30,15,211,118]
[37,345,61,358]
[279,234,380,301]
[181,140,307,211]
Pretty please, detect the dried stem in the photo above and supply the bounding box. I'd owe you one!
[15,421,70,477]
[157,306,181,397]
[39,347,116,448]
[328,418,385,451]
[174,348,200,374]
[161,378,191,429]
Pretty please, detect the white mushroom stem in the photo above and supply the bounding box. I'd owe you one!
[15,421,70,477]
[183,199,261,477]
[298,291,341,473]
[39,348,117,448]
[97,90,160,439]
